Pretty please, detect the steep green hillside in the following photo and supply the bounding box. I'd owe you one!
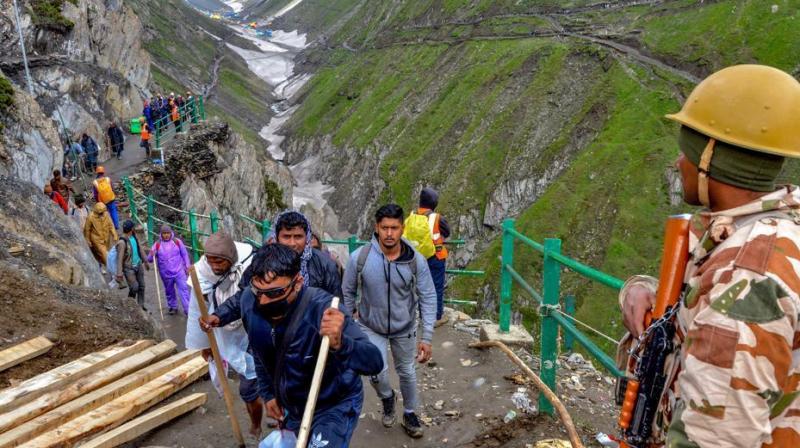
[127,0,270,144]
[277,0,800,354]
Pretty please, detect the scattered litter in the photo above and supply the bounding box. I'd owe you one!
[472,377,486,388]
[596,432,620,447]
[511,388,538,414]
[503,410,517,423]
[433,400,444,410]
[534,440,572,448]
[441,341,454,349]
[444,410,460,417]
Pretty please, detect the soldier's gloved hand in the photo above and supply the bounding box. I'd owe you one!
[622,284,655,338]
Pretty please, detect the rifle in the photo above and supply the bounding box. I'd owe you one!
[617,214,691,448]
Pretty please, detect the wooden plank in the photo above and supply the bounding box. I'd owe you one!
[0,349,200,448]
[0,340,154,414]
[18,356,208,448]
[0,336,54,373]
[0,340,177,434]
[79,393,207,448]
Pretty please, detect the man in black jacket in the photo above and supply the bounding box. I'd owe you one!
[242,210,342,297]
[106,122,124,160]
[201,244,382,447]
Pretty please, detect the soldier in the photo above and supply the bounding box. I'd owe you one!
[619,65,800,447]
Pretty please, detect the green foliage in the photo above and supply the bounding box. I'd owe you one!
[29,0,75,32]
[263,177,287,211]
[0,75,15,133]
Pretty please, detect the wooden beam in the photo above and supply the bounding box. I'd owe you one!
[0,340,154,414]
[0,340,177,434]
[18,356,208,448]
[79,393,207,448]
[0,349,200,448]
[0,336,54,373]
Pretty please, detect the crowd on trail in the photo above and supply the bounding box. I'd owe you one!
[56,91,195,181]
[195,192,452,447]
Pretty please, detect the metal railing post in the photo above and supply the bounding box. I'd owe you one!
[146,195,155,246]
[563,294,576,352]
[189,209,199,262]
[499,218,515,333]
[210,211,219,233]
[191,97,198,123]
[347,235,359,254]
[261,219,270,244]
[122,178,137,222]
[540,238,562,416]
[199,95,206,121]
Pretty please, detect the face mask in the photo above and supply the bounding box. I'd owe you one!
[252,278,297,321]
[254,297,291,321]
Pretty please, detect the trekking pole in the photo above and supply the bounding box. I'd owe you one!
[297,296,340,448]
[189,265,246,448]
[152,252,164,320]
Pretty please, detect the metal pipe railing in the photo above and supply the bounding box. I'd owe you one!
[497,217,626,417]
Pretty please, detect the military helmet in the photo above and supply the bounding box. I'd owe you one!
[666,64,800,158]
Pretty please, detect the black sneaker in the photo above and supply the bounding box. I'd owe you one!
[381,391,397,427]
[168,308,177,315]
[402,412,424,438]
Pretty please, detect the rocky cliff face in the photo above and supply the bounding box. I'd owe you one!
[0,175,105,288]
[0,80,62,188]
[129,122,293,240]
[0,0,151,167]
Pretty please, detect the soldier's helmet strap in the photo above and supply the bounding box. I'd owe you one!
[698,138,717,208]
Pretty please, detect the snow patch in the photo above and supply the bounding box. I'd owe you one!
[225,43,294,86]
[270,30,307,49]
[273,0,305,19]
[222,0,243,12]
[290,156,334,209]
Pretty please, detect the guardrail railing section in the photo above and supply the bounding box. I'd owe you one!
[498,218,625,415]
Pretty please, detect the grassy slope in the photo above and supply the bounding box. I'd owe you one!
[127,0,269,145]
[292,1,800,354]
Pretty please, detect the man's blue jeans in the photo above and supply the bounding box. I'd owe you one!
[427,256,446,320]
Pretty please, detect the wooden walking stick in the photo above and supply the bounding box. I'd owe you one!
[296,297,340,448]
[189,265,245,448]
[152,252,164,320]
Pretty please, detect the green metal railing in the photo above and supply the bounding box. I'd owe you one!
[130,96,207,166]
[123,178,482,286]
[498,218,624,415]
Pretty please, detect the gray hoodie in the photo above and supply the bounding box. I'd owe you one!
[343,236,437,343]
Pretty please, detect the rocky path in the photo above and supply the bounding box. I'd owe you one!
[109,260,616,447]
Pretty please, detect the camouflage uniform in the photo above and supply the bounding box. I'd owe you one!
[620,186,800,447]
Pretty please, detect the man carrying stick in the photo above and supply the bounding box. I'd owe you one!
[200,243,383,447]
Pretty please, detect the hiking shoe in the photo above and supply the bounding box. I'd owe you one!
[435,316,449,328]
[402,412,424,438]
[168,308,177,315]
[381,391,397,427]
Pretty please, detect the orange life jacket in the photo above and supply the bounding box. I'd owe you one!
[419,208,448,259]
[171,106,180,121]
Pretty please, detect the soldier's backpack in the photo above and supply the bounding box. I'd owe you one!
[403,212,436,258]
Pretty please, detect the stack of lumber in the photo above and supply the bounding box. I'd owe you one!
[0,338,208,448]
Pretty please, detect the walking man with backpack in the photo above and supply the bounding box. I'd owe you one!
[115,220,149,310]
[342,204,437,439]
[147,224,192,315]
[92,166,119,229]
[409,187,451,326]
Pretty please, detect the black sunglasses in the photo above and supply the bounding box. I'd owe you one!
[250,278,296,299]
